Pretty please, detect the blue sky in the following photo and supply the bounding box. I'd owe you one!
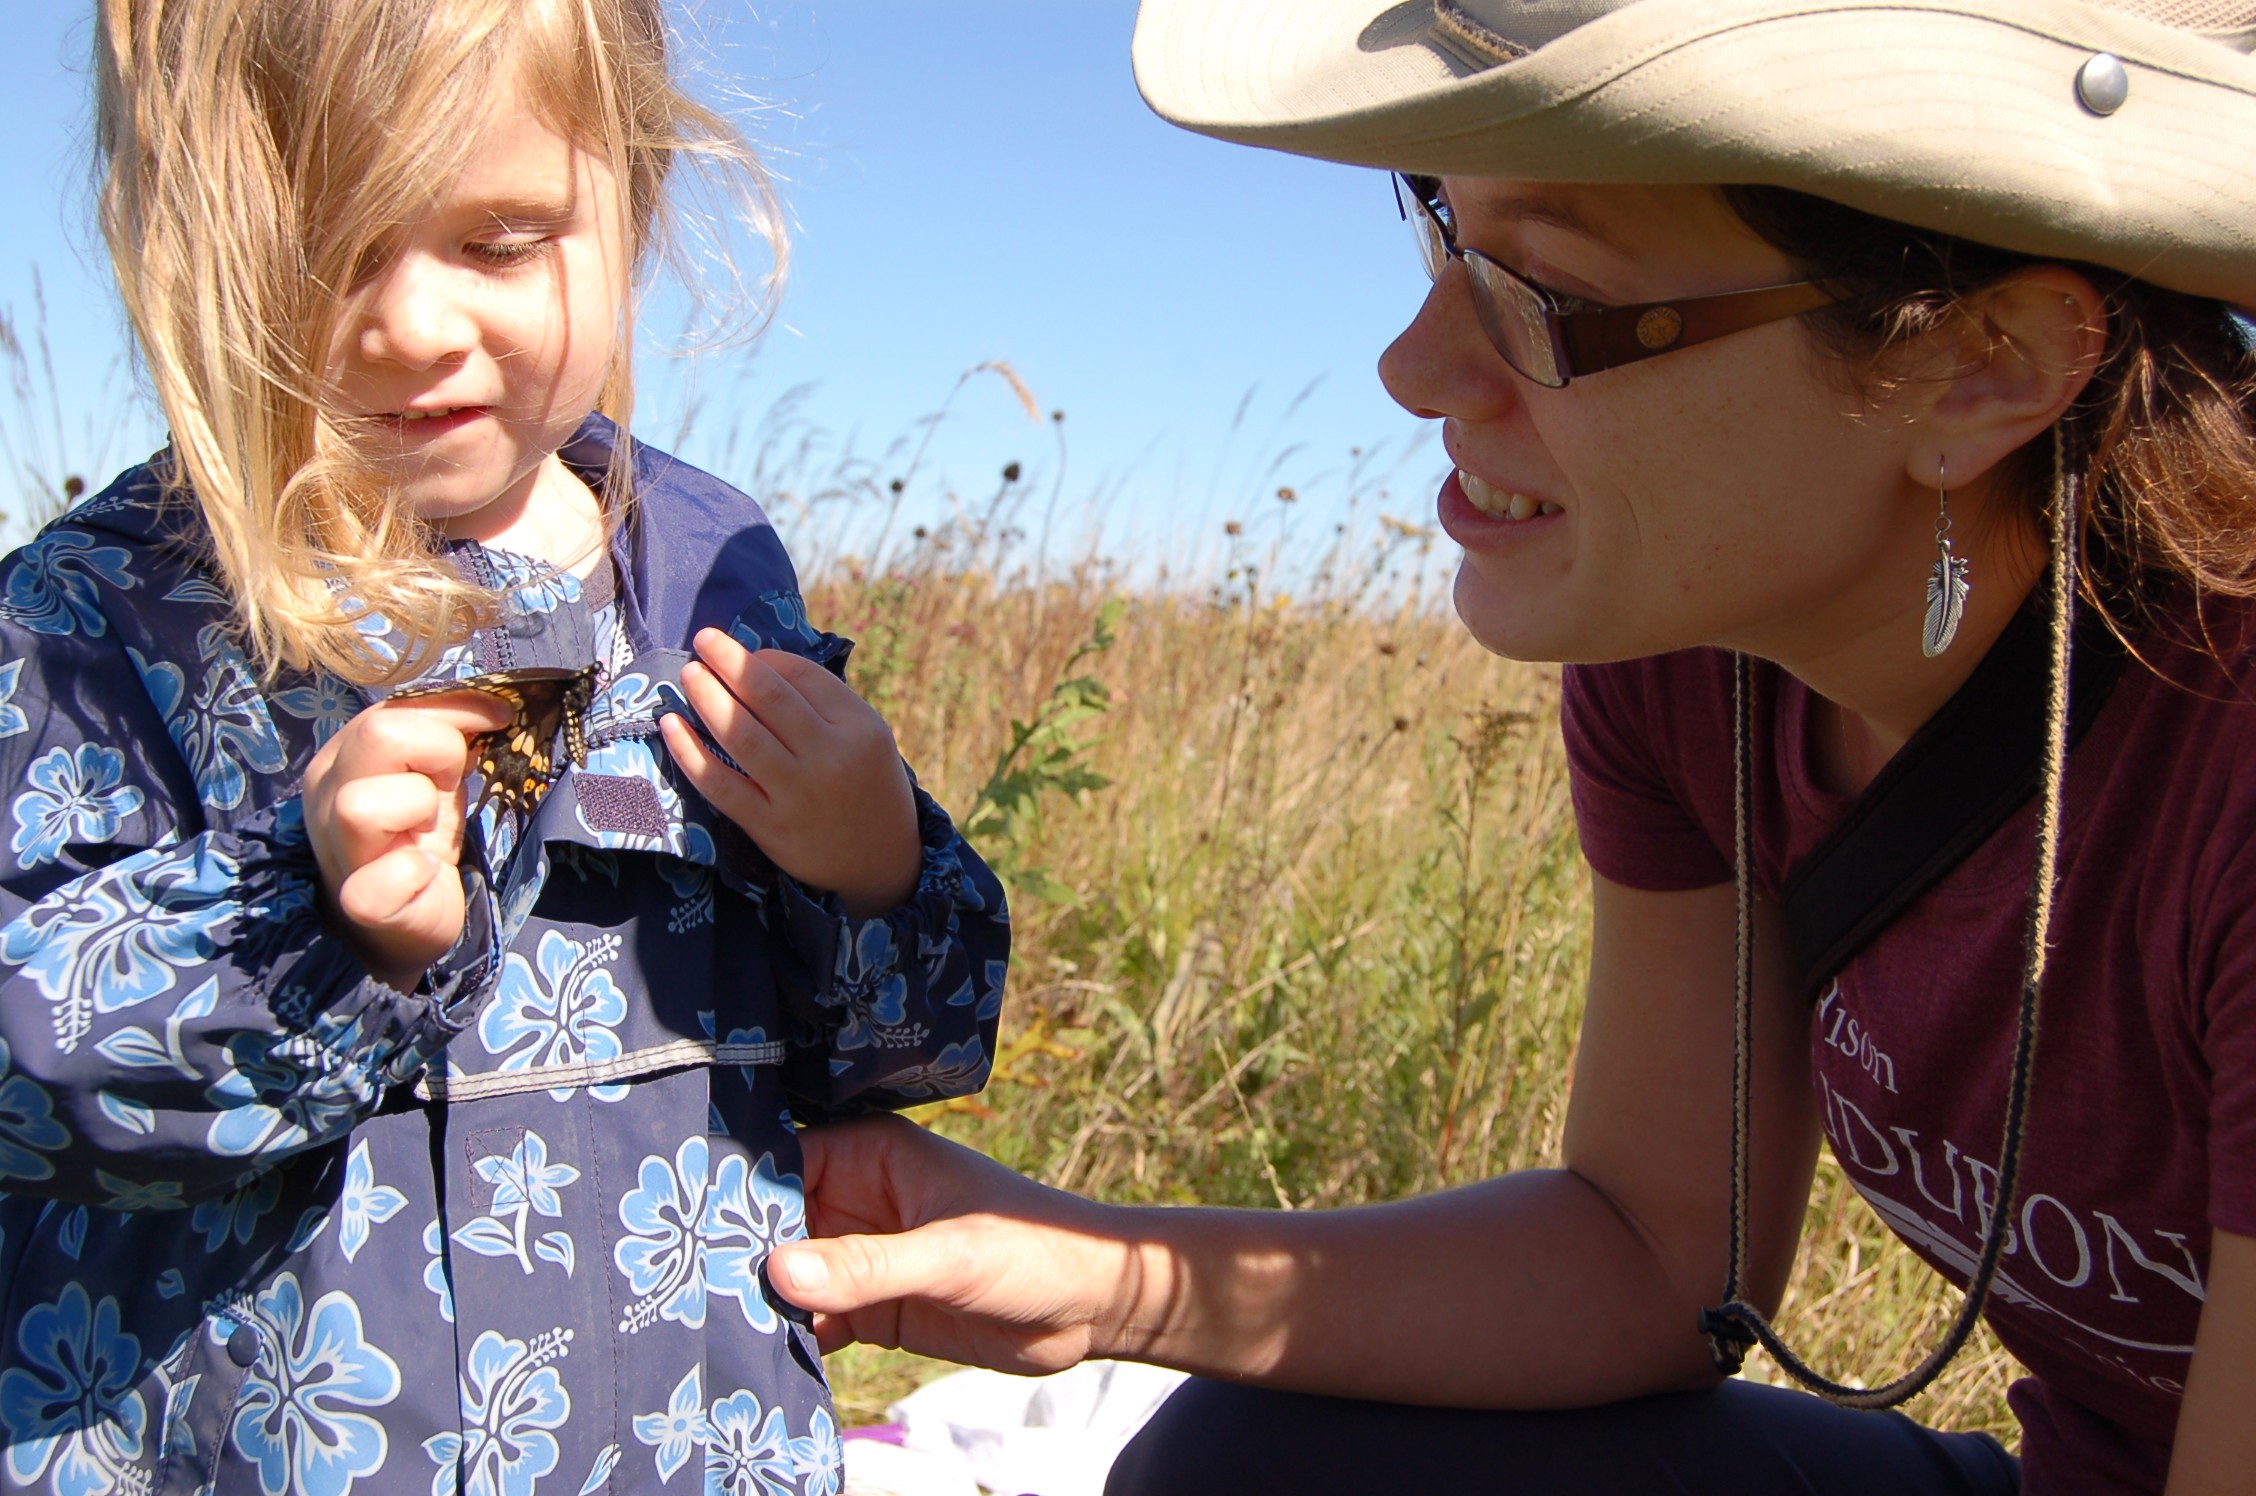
[0,3,1442,561]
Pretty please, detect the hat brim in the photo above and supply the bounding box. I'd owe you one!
[1133,0,2256,304]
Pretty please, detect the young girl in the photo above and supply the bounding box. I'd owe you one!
[0,3,1007,1494]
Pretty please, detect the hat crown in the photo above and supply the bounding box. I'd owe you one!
[1440,0,2256,57]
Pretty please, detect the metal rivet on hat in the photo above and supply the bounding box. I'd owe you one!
[2076,53,2129,116]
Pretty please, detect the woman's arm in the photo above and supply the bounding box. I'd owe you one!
[2164,1229,2256,1494]
[773,874,1821,1406]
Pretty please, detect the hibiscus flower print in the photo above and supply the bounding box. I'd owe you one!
[631,1365,706,1485]
[824,920,911,1053]
[219,1274,400,1496]
[3,530,135,637]
[420,1327,573,1496]
[481,930,629,1101]
[271,672,362,748]
[9,744,145,870]
[706,1388,796,1496]
[0,658,28,739]
[129,638,288,813]
[701,1149,808,1334]
[613,1136,711,1334]
[453,1129,580,1278]
[1,840,238,1053]
[0,1034,68,1184]
[205,1018,382,1160]
[335,1139,407,1263]
[871,1036,991,1101]
[0,1281,148,1496]
[790,1407,843,1496]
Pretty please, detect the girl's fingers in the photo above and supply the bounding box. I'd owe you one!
[328,772,449,865]
[333,845,449,931]
[755,646,859,723]
[660,712,773,832]
[331,699,507,787]
[679,659,795,777]
[690,630,827,752]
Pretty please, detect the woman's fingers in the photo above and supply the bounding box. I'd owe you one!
[769,1116,1131,1373]
[768,1218,1004,1317]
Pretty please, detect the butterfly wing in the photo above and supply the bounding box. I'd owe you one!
[389,664,601,816]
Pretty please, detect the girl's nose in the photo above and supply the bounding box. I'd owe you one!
[356,255,477,370]
[1377,268,1517,422]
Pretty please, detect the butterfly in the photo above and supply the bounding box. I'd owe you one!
[389,663,601,817]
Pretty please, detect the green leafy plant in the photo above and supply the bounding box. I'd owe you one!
[959,597,1124,903]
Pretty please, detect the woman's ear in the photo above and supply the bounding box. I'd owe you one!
[1906,266,2108,490]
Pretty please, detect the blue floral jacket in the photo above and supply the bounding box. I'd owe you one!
[0,419,1009,1496]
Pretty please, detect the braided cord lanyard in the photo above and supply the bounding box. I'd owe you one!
[1697,425,2081,1409]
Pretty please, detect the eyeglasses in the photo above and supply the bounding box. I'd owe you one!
[1394,174,1837,388]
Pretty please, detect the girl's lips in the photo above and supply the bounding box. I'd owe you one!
[386,406,489,438]
[1437,469,1564,547]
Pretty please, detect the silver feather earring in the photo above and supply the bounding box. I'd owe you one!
[1923,458,1971,657]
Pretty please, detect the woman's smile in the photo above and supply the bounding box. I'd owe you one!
[1436,468,1564,551]
[1453,467,1563,524]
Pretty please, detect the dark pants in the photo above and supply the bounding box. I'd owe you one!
[1105,1378,2019,1496]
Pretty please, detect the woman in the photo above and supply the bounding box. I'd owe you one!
[765,2,2256,1492]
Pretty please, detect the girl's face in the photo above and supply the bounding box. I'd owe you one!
[1379,179,1932,667]
[327,77,628,533]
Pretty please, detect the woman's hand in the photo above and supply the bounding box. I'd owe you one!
[768,1115,1138,1375]
[660,627,921,918]
[302,692,510,991]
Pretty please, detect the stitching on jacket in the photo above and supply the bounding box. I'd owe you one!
[412,1039,785,1102]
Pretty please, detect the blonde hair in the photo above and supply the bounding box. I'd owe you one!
[95,0,783,684]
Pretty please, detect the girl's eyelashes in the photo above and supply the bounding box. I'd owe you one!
[466,236,555,269]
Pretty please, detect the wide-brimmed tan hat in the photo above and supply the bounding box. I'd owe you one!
[1132,0,2256,304]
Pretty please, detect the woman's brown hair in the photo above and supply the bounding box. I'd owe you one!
[1723,184,2256,649]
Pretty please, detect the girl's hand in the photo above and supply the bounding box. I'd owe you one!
[660,627,921,918]
[302,693,510,991]
[767,1115,1136,1375]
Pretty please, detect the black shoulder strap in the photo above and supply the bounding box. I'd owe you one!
[1779,601,2125,999]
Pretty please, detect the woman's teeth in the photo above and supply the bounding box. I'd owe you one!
[401,407,463,422]
[1459,470,1559,522]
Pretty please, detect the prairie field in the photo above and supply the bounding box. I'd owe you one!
[767,432,2028,1442]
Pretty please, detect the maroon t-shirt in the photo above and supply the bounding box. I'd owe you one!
[1563,622,2256,1496]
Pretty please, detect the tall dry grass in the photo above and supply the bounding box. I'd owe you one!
[778,447,2026,1442]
